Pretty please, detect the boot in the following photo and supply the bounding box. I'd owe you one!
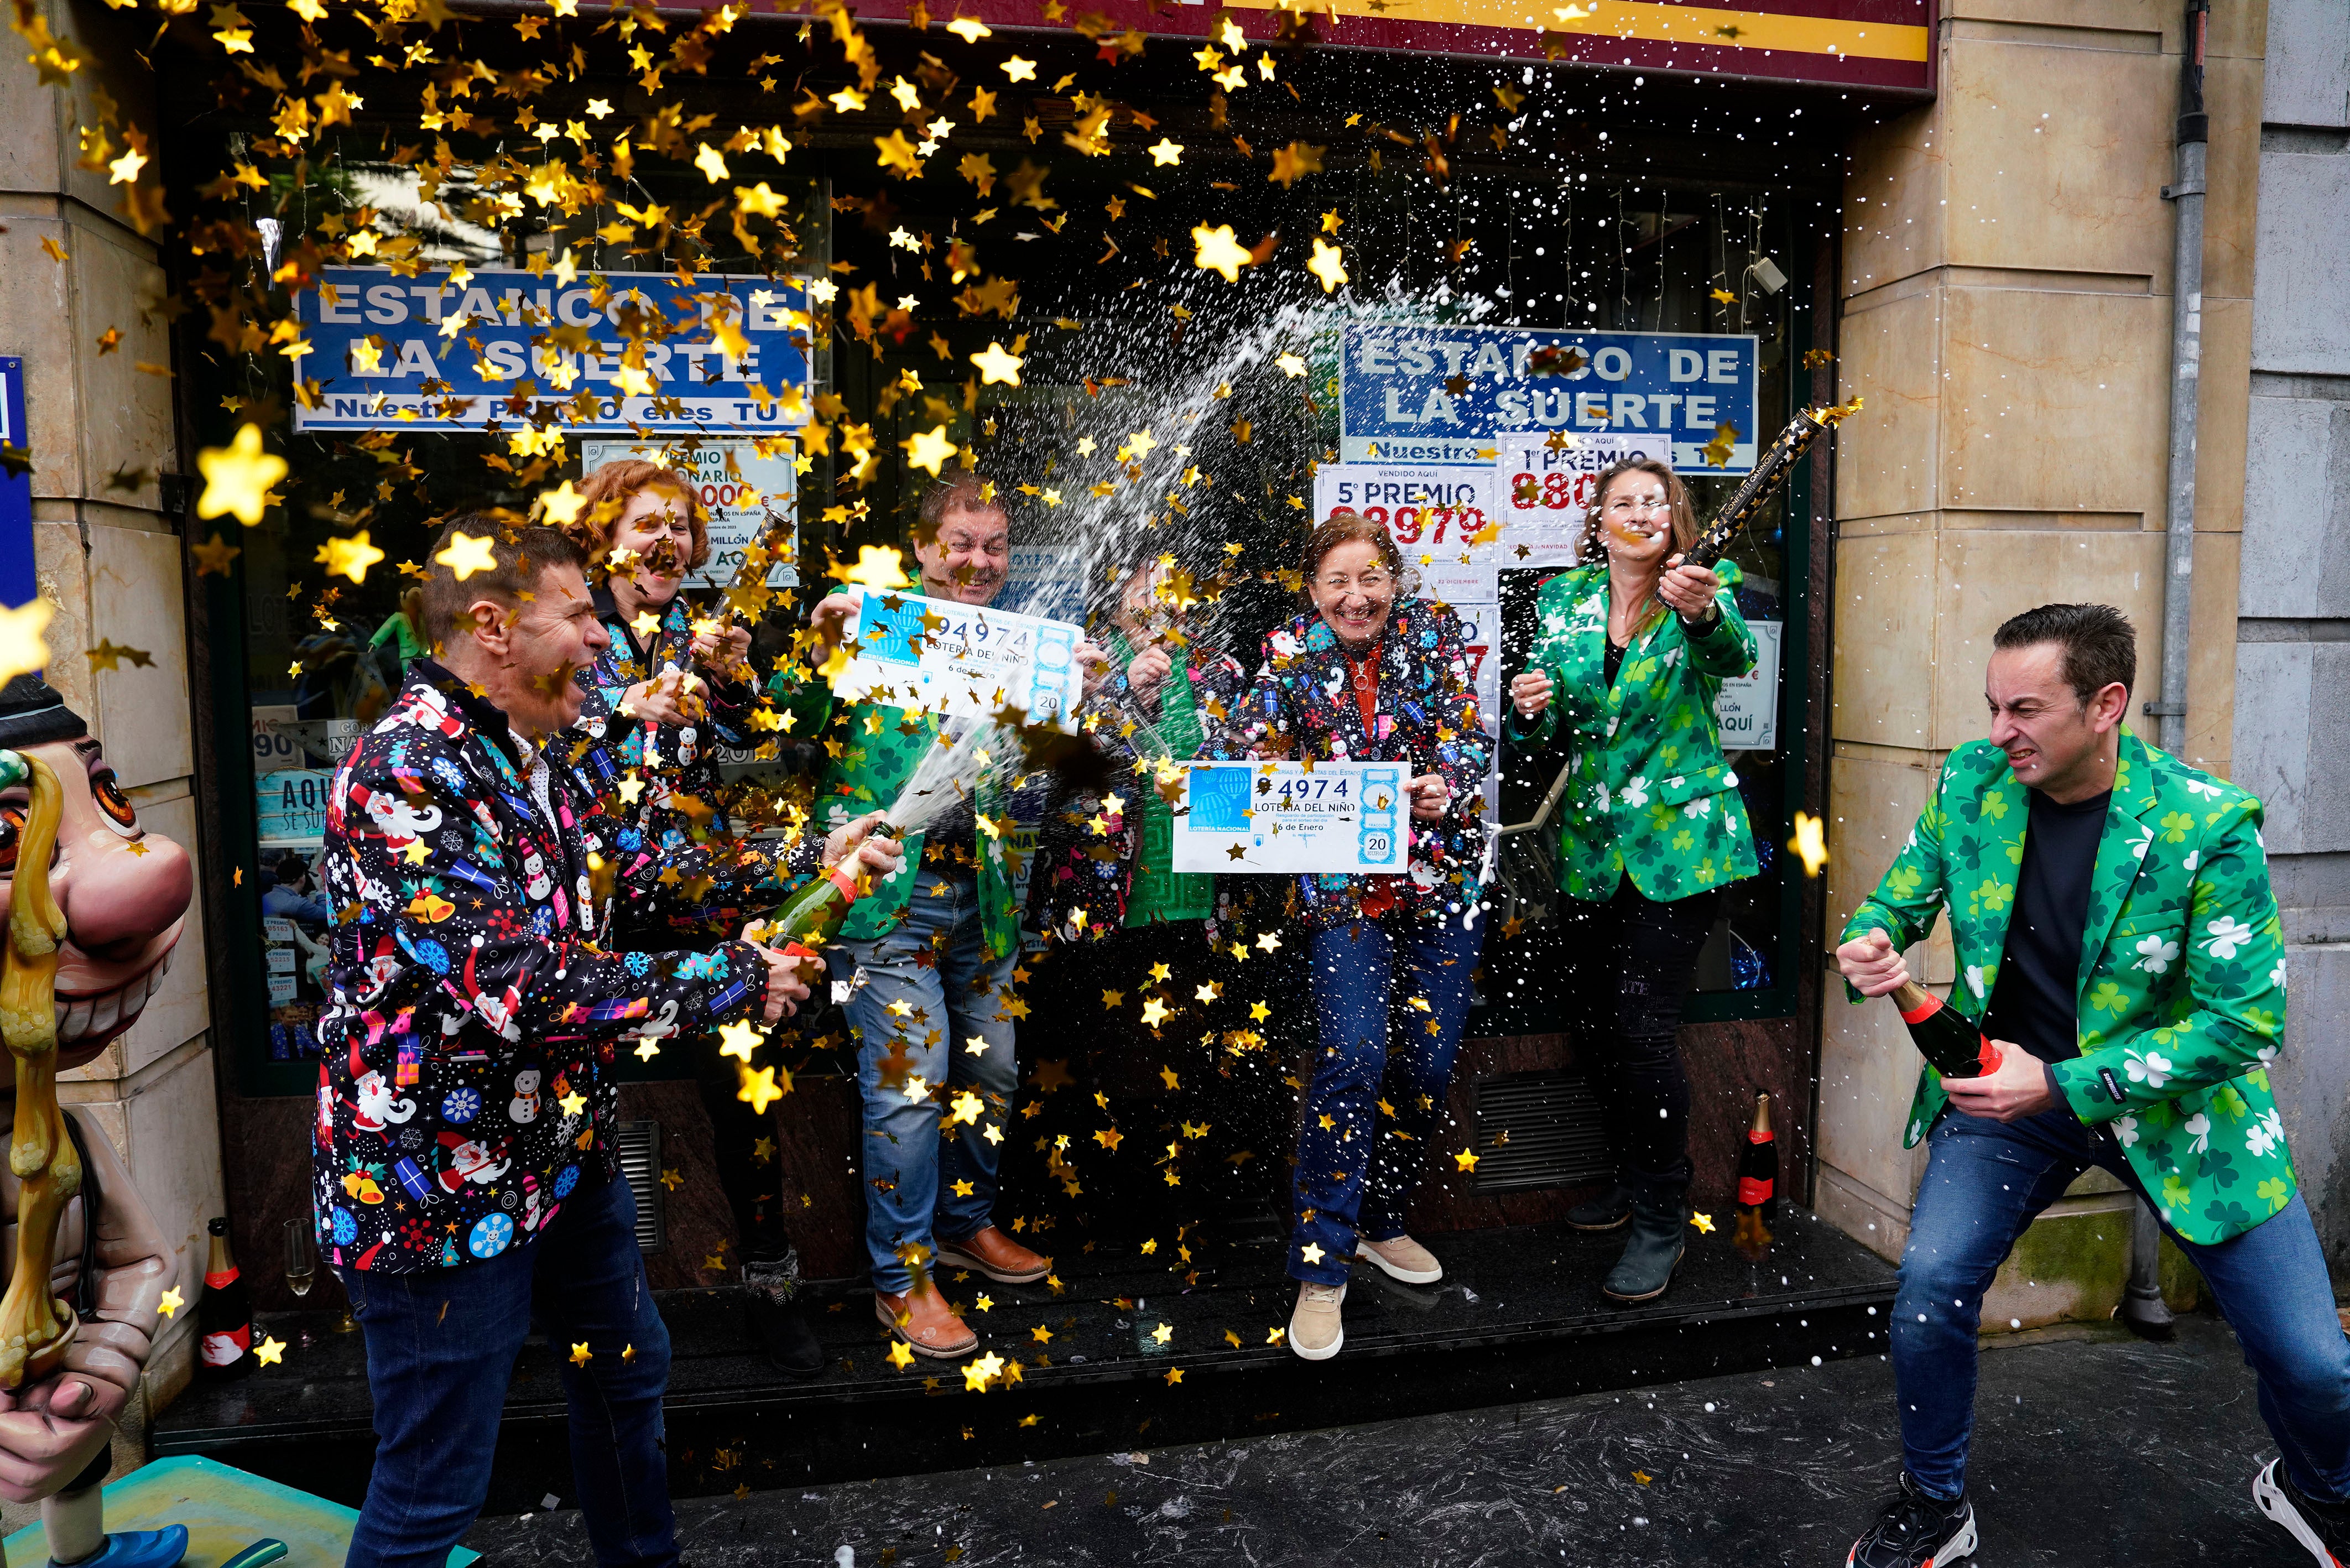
[743,1249,824,1379]
[1602,1190,1687,1303]
[1565,1181,1632,1232]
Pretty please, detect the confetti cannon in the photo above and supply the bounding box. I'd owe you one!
[0,746,81,1387]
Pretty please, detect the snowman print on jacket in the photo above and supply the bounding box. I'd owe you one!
[522,851,554,902]
[509,1066,543,1124]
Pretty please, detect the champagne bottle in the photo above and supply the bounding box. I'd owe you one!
[199,1217,255,1382]
[1891,979,2004,1080]
[1732,1093,1778,1260]
[755,861,869,957]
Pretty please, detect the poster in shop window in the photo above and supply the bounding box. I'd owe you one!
[580,439,798,589]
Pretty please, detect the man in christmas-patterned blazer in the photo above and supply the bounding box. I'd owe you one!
[314,520,819,1568]
[1832,602,2350,1568]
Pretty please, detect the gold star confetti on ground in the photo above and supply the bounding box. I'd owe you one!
[888,1340,916,1369]
[1165,1367,1184,1384]
[570,1342,593,1365]
[434,530,498,581]
[1633,1470,1653,1484]
[195,424,285,525]
[963,1351,1007,1390]
[157,1288,183,1318]
[254,1336,286,1367]
[1151,1322,1173,1344]
[1454,1148,1480,1171]
[1691,1212,1716,1233]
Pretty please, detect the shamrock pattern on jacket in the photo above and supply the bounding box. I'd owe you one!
[1030,642,1250,941]
[313,663,765,1274]
[1843,728,2295,1247]
[1505,560,1759,903]
[1210,598,1489,930]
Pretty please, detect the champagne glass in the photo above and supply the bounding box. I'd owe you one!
[284,1217,317,1348]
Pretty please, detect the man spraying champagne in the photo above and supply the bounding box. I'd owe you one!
[1831,604,2350,1568]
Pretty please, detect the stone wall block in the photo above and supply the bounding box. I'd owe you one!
[1934,530,2166,748]
[1835,286,1942,521]
[2261,0,2348,125]
[2249,146,2350,374]
[65,215,171,513]
[1830,532,1939,747]
[88,523,191,789]
[0,213,83,502]
[1842,101,1945,295]
[2238,392,2350,618]
[2191,294,2253,536]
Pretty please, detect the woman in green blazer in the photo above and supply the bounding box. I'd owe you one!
[1504,456,1758,1304]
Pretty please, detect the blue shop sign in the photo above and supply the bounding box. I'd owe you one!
[292,267,815,434]
[1338,323,1758,474]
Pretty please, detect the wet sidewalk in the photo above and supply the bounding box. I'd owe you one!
[465,1312,2301,1567]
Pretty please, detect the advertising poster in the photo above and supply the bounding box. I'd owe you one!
[580,438,798,588]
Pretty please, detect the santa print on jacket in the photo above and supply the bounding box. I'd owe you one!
[312,662,766,1274]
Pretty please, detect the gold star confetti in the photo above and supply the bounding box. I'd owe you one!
[717,1018,764,1062]
[315,531,385,585]
[254,1336,286,1367]
[1191,224,1255,283]
[570,1342,593,1365]
[1454,1147,1480,1171]
[888,1340,916,1369]
[433,530,499,582]
[195,425,285,525]
[737,1064,786,1114]
[0,601,54,687]
[1789,810,1829,877]
[157,1287,183,1318]
[1691,1212,1716,1234]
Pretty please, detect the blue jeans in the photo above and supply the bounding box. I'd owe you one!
[335,1170,675,1568]
[836,868,1019,1294]
[1291,913,1486,1285]
[1895,1107,2350,1502]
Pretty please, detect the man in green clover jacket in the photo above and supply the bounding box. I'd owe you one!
[1832,603,2350,1568]
[788,470,1056,1362]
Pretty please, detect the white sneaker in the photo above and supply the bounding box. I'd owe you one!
[1289,1281,1346,1361]
[1357,1233,1443,1285]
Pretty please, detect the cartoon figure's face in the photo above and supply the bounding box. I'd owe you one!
[514,1068,540,1094]
[0,735,192,1073]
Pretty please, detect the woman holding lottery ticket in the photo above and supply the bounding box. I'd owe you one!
[1211,510,1489,1363]
[1504,456,1759,1307]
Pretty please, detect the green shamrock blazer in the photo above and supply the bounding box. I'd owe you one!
[1505,560,1760,902]
[1842,729,2294,1246]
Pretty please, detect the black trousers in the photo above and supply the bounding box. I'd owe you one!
[1562,881,1722,1202]
[689,1034,795,1269]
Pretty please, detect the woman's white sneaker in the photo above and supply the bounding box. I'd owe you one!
[1289,1282,1346,1360]
[1357,1233,1444,1285]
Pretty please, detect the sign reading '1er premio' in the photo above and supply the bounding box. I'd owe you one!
[1338,324,1758,474]
[292,267,816,434]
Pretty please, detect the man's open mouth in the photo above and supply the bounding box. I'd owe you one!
[56,938,180,1048]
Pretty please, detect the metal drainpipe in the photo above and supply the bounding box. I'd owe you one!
[2123,0,2210,1343]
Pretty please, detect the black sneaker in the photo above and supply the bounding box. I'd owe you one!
[1846,1471,1977,1568]
[2254,1458,2350,1565]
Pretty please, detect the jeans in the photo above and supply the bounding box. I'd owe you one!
[1564,883,1721,1200]
[1290,913,1486,1285]
[1895,1106,2350,1502]
[336,1170,675,1568]
[835,867,1019,1294]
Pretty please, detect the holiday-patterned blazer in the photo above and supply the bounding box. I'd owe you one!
[1505,560,1759,903]
[313,663,766,1274]
[1843,728,2294,1246]
[564,588,809,949]
[1029,639,1250,942]
[1209,599,1489,930]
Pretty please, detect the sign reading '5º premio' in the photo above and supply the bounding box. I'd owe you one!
[1172,762,1406,875]
[830,587,1088,730]
[1339,324,1758,474]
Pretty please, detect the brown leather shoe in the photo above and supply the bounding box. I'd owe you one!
[874,1281,978,1359]
[935,1225,1050,1284]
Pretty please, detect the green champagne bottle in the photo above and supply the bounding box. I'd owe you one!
[1890,979,2003,1080]
[757,862,867,957]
